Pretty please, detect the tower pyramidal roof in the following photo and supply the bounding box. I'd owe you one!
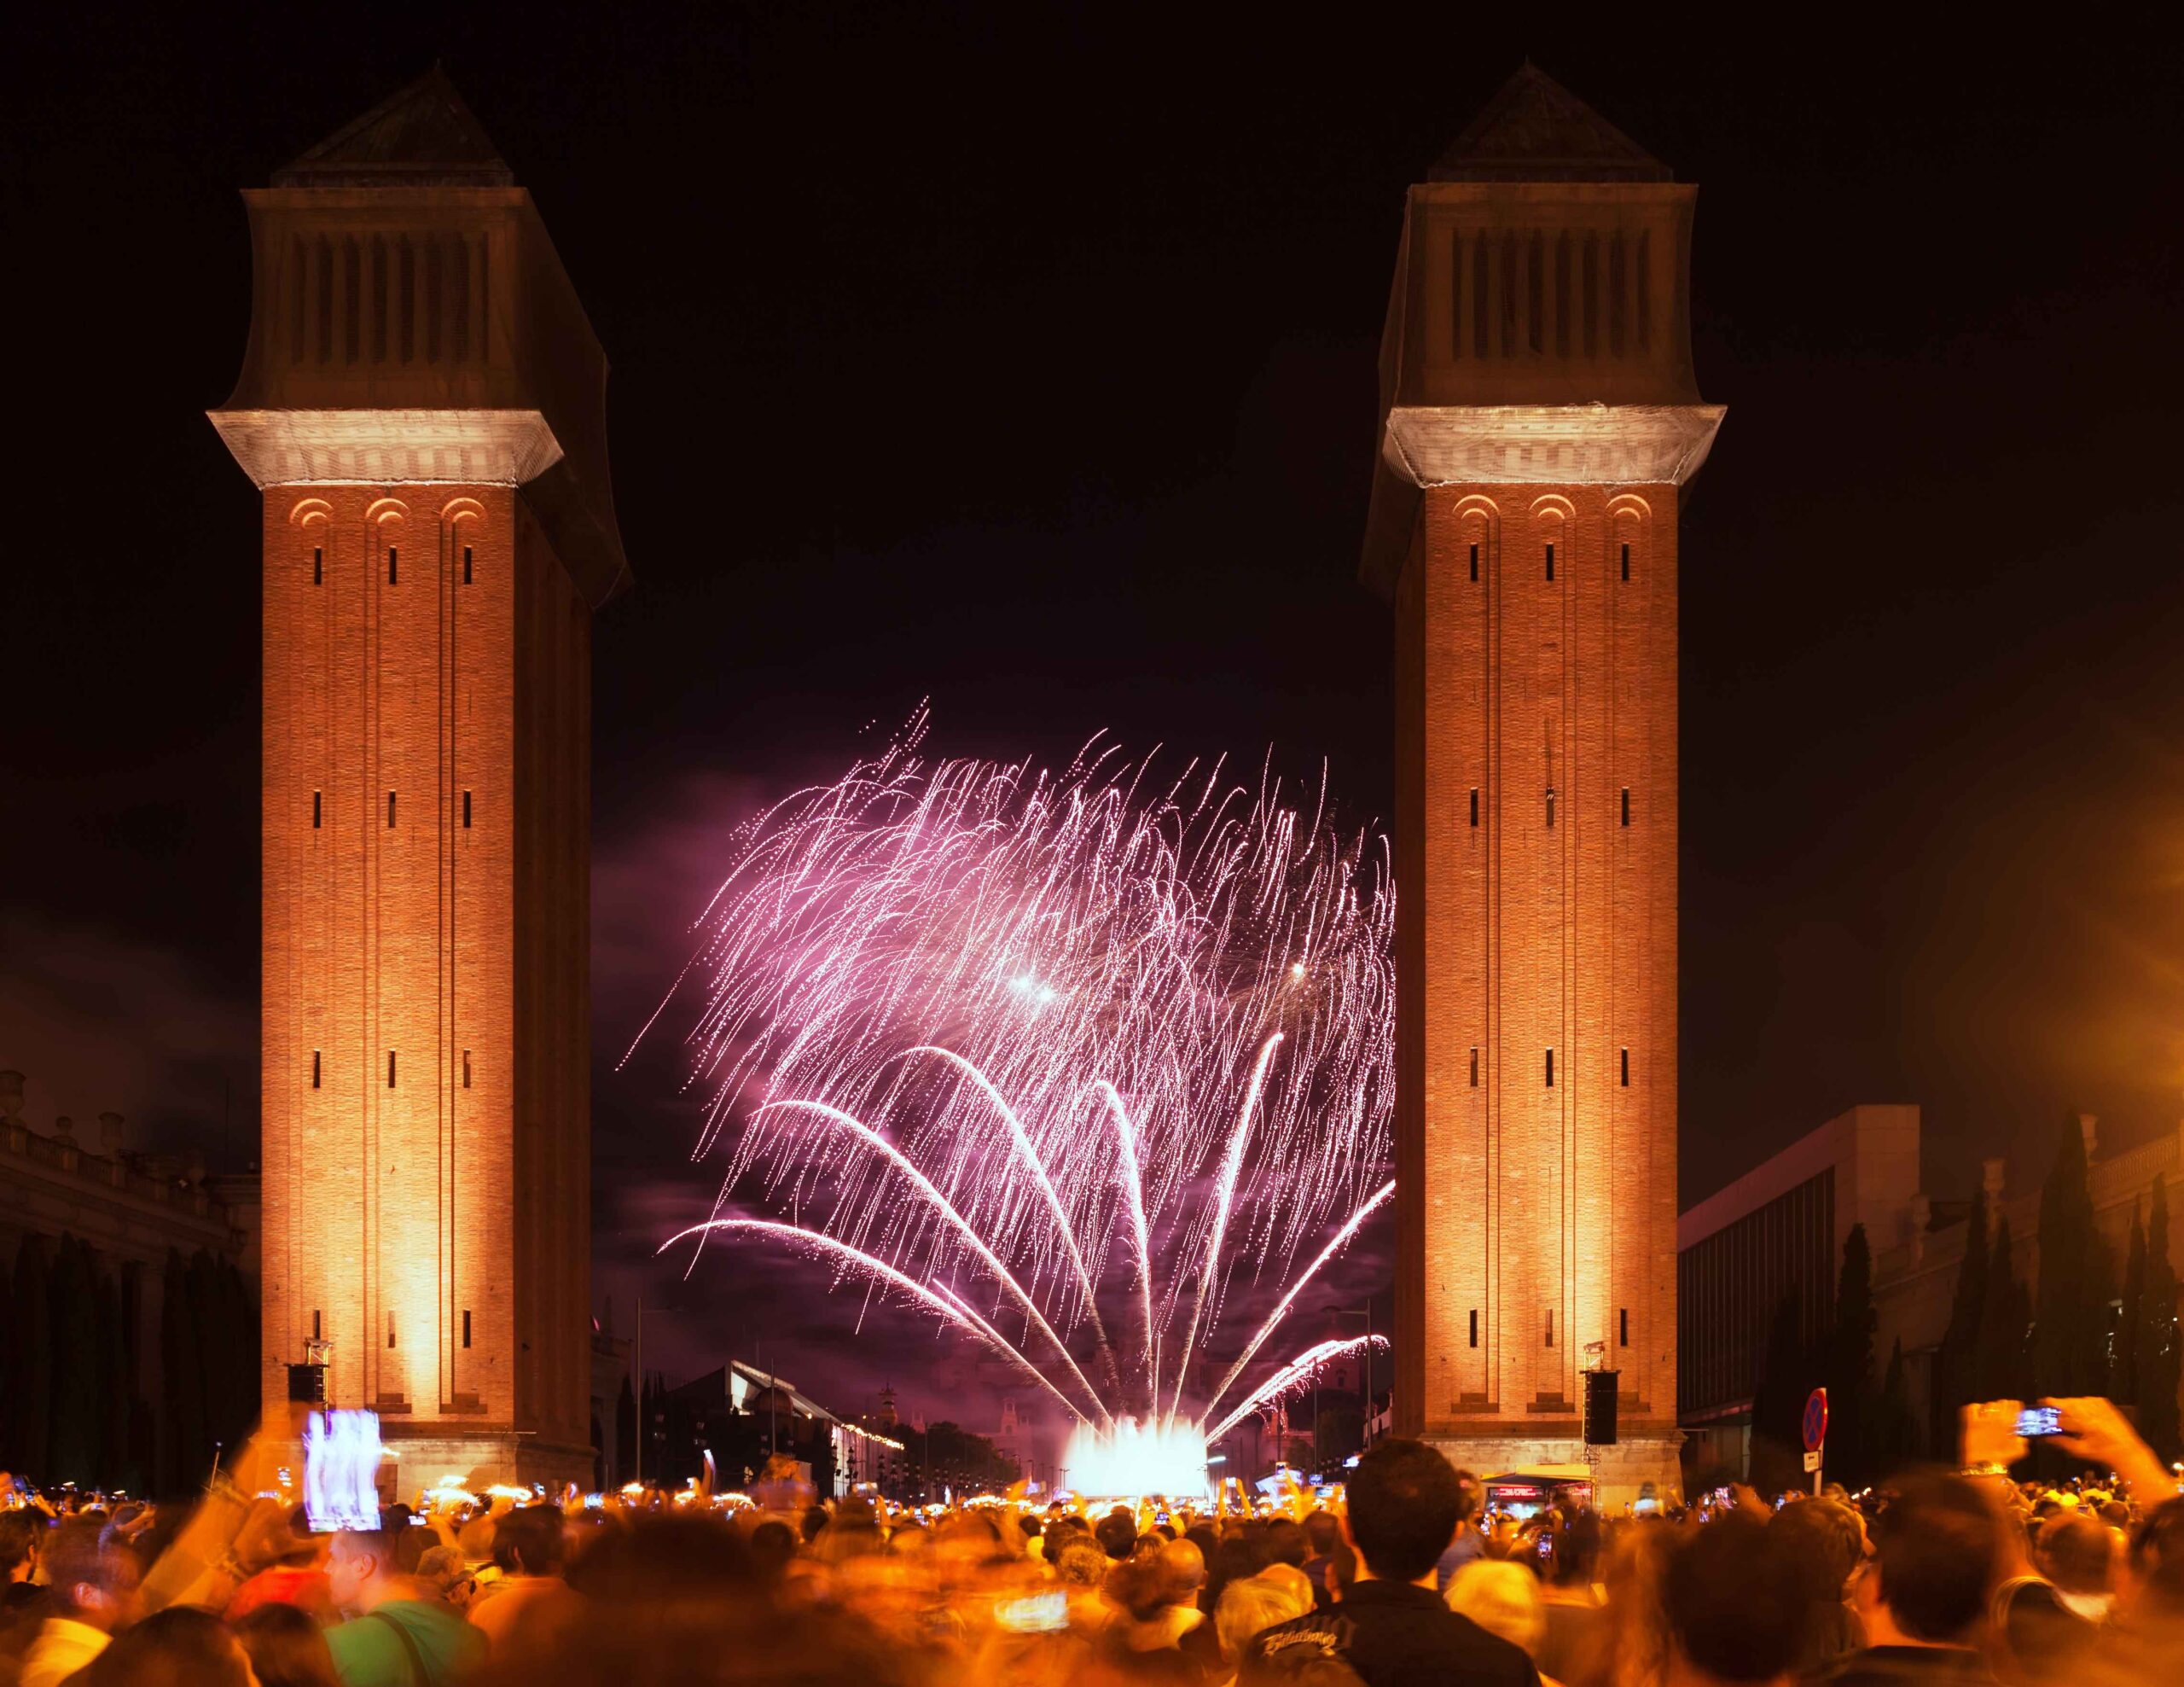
[273,65,514,189]
[1430,63,1669,183]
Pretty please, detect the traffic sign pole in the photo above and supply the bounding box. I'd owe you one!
[1803,1387,1829,1496]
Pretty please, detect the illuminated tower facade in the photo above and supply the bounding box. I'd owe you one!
[212,72,628,1488]
[1366,68,1722,1498]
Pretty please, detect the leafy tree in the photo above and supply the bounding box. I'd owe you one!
[2139,1175,2181,1459]
[9,1236,54,1475]
[1826,1225,1877,1486]
[903,1419,1019,1498]
[2035,1114,2106,1398]
[1314,1406,1363,1474]
[1975,1218,2030,1408]
[1934,1188,1988,1456]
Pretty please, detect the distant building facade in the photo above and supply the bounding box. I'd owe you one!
[0,1069,258,1489]
[646,1360,905,1498]
[1677,1102,2184,1475]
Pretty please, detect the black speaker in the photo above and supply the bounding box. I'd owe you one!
[1583,1370,1619,1446]
[288,1362,327,1405]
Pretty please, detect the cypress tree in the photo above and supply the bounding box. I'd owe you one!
[1874,1337,1914,1477]
[1934,1188,1988,1456]
[617,1375,636,1479]
[2139,1175,2181,1458]
[2035,1114,2103,1397]
[95,1264,126,1489]
[1975,1218,2029,1407]
[2117,1201,2146,1405]
[226,1258,261,1445]
[206,1257,247,1452]
[47,1236,101,1484]
[128,1399,156,1497]
[1827,1224,1877,1485]
[9,1236,54,1476]
[183,1250,246,1468]
[161,1247,208,1493]
[1751,1292,1810,1494]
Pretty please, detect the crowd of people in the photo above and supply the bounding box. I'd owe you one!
[0,1395,2180,1684]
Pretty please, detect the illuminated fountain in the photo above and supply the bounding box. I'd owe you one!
[638,714,1393,1497]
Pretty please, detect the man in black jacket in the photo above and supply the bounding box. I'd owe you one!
[1241,1439,1537,1687]
[1822,1475,2001,1685]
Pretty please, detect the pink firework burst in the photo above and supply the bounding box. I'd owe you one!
[642,713,1394,1473]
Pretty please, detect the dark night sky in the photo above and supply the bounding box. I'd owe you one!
[6,7,2182,1416]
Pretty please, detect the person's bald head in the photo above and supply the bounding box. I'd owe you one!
[1157,1537,1206,1603]
[2041,1513,2113,1595]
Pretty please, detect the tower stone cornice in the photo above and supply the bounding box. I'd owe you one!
[211,96,628,608]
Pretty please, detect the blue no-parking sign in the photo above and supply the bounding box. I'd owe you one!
[1803,1387,1829,1454]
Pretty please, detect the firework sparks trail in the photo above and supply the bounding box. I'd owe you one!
[1205,1335,1391,1441]
[662,1219,1094,1428]
[643,714,1395,1493]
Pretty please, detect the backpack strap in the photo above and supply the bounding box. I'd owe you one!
[369,1609,432,1687]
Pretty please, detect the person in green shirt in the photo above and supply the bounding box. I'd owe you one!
[325,1526,485,1687]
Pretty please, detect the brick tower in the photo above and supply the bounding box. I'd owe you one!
[212,70,627,1490]
[1365,67,1722,1502]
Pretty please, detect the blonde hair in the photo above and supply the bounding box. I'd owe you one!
[1217,1572,1310,1661]
[1446,1559,1545,1657]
